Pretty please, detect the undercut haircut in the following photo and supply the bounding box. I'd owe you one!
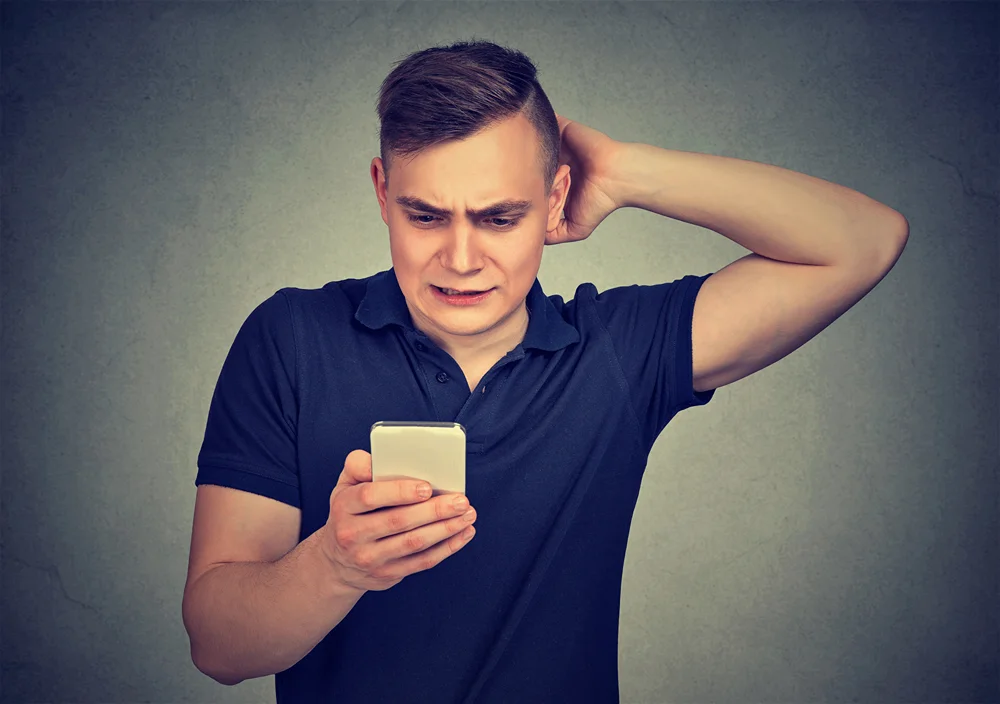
[376,40,561,196]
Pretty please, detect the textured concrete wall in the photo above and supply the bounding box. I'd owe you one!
[2,2,996,702]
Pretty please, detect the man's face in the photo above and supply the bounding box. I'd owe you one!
[371,112,569,359]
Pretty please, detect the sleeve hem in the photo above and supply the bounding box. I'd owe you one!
[195,464,301,509]
[671,273,717,417]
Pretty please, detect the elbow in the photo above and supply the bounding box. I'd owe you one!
[191,645,244,687]
[893,211,910,241]
[884,210,910,251]
[212,672,245,687]
[185,617,243,686]
[183,589,242,686]
[865,214,910,274]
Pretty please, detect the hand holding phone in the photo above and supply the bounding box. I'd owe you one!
[319,449,477,593]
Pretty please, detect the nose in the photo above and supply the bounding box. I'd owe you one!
[439,224,486,273]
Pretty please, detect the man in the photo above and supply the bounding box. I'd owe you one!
[182,40,908,703]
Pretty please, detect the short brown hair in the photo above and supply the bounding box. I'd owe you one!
[376,40,561,195]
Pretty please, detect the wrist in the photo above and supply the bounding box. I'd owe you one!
[599,140,642,211]
[308,526,367,601]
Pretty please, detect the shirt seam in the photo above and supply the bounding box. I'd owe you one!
[278,289,301,411]
[278,289,304,503]
[407,331,444,419]
[584,287,645,447]
[198,459,300,488]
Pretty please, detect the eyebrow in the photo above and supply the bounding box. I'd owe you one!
[394,195,533,218]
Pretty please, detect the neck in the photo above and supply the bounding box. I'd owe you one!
[419,299,530,365]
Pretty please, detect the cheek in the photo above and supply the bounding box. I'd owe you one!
[500,246,542,289]
[387,235,405,267]
[514,234,545,266]
[388,230,422,262]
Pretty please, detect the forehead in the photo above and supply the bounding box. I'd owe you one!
[390,113,542,198]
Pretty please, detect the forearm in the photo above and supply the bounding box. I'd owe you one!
[183,527,365,686]
[606,142,908,267]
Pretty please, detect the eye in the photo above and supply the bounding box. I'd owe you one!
[406,214,520,229]
[489,218,518,228]
[407,214,438,225]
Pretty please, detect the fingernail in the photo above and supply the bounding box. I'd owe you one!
[418,484,432,499]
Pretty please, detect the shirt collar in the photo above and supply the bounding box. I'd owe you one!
[354,268,580,353]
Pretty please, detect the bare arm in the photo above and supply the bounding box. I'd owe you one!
[182,451,476,686]
[183,524,365,686]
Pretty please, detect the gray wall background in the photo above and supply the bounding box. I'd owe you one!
[2,2,997,702]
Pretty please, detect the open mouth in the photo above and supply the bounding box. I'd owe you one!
[433,285,491,296]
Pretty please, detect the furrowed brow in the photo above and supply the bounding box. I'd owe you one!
[395,196,532,218]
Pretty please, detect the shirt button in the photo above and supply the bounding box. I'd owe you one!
[415,342,426,352]
[435,372,449,383]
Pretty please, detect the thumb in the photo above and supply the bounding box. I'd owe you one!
[336,449,372,489]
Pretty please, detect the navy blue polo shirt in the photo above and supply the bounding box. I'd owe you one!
[196,267,716,703]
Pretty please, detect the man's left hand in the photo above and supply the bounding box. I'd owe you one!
[545,114,626,246]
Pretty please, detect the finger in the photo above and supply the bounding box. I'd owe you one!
[336,449,372,488]
[343,477,434,517]
[360,491,471,542]
[370,515,477,580]
[334,449,430,515]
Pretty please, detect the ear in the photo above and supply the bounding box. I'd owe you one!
[371,158,389,225]
[547,164,571,231]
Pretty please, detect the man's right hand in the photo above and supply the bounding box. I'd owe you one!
[320,449,477,592]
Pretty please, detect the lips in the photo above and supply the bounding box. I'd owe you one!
[435,285,491,295]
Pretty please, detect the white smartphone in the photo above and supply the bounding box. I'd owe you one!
[370,421,466,496]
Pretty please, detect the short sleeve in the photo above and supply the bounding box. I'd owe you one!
[195,290,301,508]
[592,273,716,449]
